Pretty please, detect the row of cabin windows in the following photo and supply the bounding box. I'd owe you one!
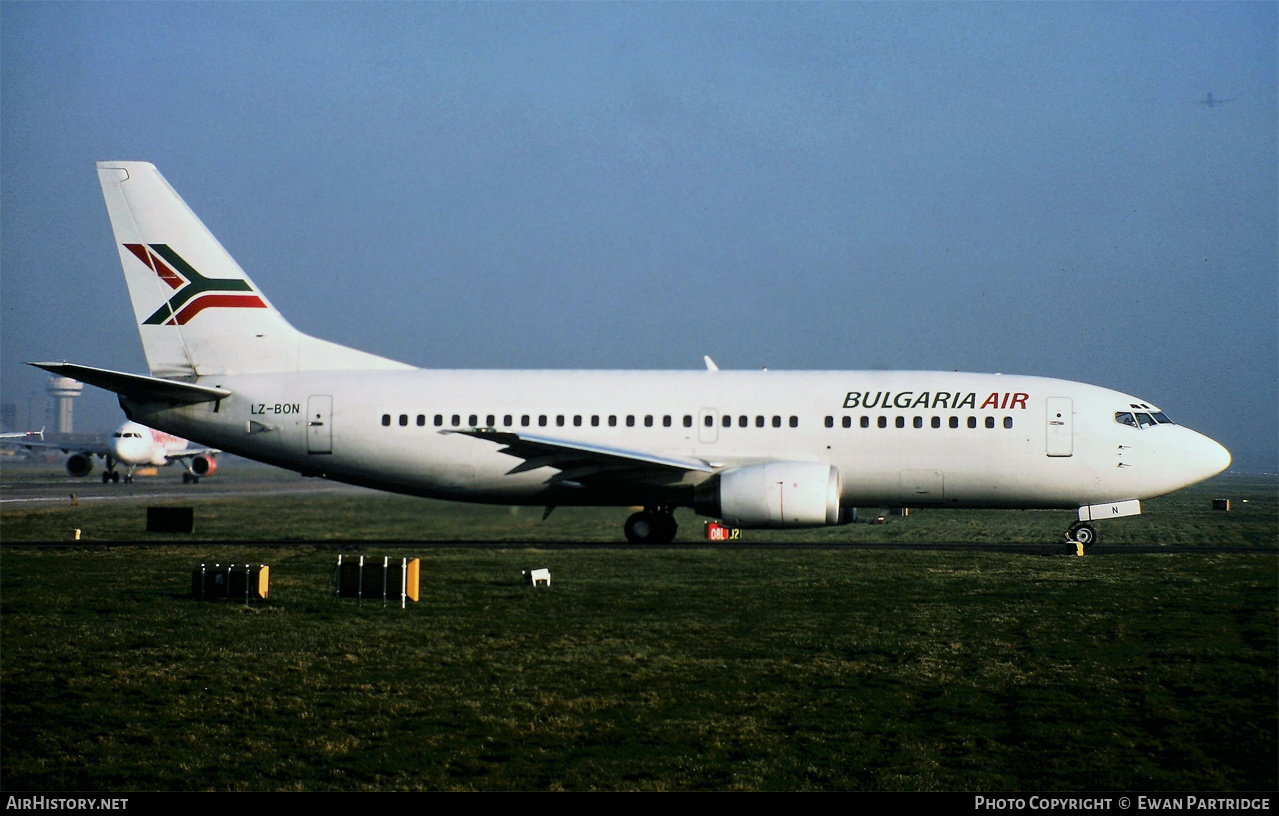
[826,415,1015,430]
[380,413,801,429]
[378,412,1012,431]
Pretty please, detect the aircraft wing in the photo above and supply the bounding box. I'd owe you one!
[444,428,714,486]
[2,438,109,457]
[164,447,219,461]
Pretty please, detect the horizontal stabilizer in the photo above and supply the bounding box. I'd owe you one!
[27,362,230,404]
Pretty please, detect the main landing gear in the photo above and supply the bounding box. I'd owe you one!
[1066,521,1098,550]
[624,508,678,544]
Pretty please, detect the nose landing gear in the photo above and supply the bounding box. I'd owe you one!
[1067,521,1098,550]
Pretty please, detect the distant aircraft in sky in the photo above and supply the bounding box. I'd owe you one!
[1199,92,1235,107]
[30,162,1231,547]
[7,419,218,483]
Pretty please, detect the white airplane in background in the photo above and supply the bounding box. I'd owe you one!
[0,429,43,440]
[31,162,1230,546]
[8,419,218,484]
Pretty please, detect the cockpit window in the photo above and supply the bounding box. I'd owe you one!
[1117,410,1175,428]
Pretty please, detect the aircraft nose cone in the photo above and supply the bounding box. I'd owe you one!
[1187,432,1231,483]
[1204,437,1231,477]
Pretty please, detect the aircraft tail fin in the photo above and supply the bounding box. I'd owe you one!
[97,162,411,378]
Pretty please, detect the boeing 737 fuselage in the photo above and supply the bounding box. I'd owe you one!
[31,163,1231,545]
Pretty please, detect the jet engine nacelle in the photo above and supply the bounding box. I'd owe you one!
[65,452,94,478]
[695,461,846,528]
[190,454,217,477]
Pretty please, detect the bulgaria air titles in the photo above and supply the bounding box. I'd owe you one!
[842,391,1030,411]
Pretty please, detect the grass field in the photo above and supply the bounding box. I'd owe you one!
[1,545,1274,791]
[2,468,1275,791]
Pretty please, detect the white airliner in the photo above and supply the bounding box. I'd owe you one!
[6,419,219,484]
[30,162,1230,546]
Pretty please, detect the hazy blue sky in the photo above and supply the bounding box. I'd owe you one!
[2,2,1276,471]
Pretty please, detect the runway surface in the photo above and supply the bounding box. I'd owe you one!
[0,457,374,506]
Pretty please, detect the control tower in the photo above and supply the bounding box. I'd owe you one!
[46,376,83,435]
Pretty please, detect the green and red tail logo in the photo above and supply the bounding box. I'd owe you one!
[124,243,266,325]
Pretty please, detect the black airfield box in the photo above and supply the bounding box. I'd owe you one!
[335,555,420,607]
[191,563,269,602]
[148,506,194,533]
